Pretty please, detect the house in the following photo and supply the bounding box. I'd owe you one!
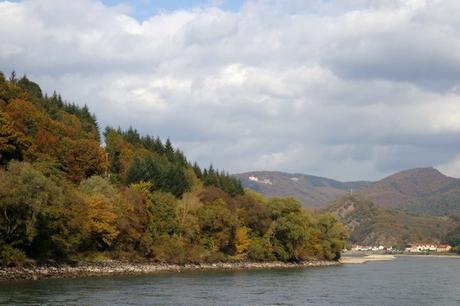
[351,244,371,251]
[351,244,387,252]
[405,243,450,253]
[436,244,452,252]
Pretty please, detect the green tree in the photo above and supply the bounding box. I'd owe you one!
[149,192,179,237]
[0,162,62,249]
[197,199,238,254]
[317,213,348,260]
[268,197,302,220]
[270,211,317,261]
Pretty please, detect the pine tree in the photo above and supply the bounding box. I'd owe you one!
[193,162,202,178]
[165,138,174,161]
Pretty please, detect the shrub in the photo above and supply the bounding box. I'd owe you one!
[152,235,187,264]
[0,245,28,267]
[247,237,274,261]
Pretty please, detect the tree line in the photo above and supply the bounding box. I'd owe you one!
[0,72,348,266]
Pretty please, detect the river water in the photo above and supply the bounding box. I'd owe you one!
[0,256,459,305]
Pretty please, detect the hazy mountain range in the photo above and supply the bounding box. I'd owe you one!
[235,168,460,245]
[234,167,460,217]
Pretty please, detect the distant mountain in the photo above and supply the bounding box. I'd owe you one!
[234,171,371,209]
[235,168,460,217]
[324,195,456,246]
[357,168,460,217]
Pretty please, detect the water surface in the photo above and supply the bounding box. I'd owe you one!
[0,256,459,305]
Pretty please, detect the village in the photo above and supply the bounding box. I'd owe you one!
[349,243,452,253]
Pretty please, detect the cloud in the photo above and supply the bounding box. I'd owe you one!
[1,0,460,181]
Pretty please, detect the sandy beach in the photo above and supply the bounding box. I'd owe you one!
[340,254,396,264]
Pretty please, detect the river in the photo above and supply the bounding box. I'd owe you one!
[0,256,459,305]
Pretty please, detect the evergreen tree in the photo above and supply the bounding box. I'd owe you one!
[192,162,202,178]
[164,138,174,161]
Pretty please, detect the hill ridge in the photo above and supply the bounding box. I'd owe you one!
[235,168,460,216]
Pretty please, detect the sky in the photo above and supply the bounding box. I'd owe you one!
[1,0,460,181]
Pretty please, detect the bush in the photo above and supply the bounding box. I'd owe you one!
[152,235,187,264]
[247,237,274,261]
[0,245,28,267]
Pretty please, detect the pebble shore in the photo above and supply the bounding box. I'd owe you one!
[0,260,340,281]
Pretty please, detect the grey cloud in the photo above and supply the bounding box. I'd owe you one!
[1,0,460,181]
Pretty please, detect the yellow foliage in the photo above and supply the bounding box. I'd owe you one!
[235,226,250,255]
[130,181,154,201]
[86,195,119,247]
[177,191,202,241]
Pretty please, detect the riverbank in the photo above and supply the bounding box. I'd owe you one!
[396,254,460,259]
[0,260,339,281]
[340,254,396,264]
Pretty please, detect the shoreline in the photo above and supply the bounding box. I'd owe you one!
[0,260,339,281]
[395,254,460,259]
[340,254,396,264]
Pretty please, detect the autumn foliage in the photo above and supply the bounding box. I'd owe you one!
[0,72,348,266]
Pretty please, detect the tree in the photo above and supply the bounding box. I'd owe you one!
[9,71,16,82]
[29,185,88,260]
[202,165,244,196]
[79,176,117,199]
[236,194,272,236]
[148,192,179,237]
[115,187,151,252]
[270,211,317,261]
[61,139,108,183]
[0,111,32,165]
[84,195,119,249]
[164,138,174,160]
[17,75,43,99]
[176,192,201,243]
[247,237,273,261]
[197,199,237,254]
[317,213,348,260]
[192,162,202,179]
[126,156,191,198]
[78,176,120,250]
[235,227,250,255]
[0,162,62,247]
[34,128,60,157]
[268,197,302,220]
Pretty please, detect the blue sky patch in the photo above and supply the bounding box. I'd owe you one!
[101,0,246,20]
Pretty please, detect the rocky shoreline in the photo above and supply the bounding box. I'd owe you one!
[0,260,340,281]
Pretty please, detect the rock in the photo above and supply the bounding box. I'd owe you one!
[0,260,340,281]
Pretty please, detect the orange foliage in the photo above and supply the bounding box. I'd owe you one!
[5,99,49,136]
[34,128,60,157]
[62,139,108,183]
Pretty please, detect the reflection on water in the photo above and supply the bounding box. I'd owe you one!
[0,257,459,305]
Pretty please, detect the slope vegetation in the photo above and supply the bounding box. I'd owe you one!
[357,168,460,217]
[0,72,347,266]
[235,171,370,208]
[325,196,456,247]
[237,169,460,217]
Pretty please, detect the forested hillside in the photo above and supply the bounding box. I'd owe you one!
[0,72,348,266]
[325,195,456,248]
[235,171,370,208]
[237,169,460,218]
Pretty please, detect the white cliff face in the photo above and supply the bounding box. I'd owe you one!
[248,176,272,185]
[262,179,272,185]
[291,177,299,182]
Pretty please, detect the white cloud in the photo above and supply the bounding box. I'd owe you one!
[1,0,460,180]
